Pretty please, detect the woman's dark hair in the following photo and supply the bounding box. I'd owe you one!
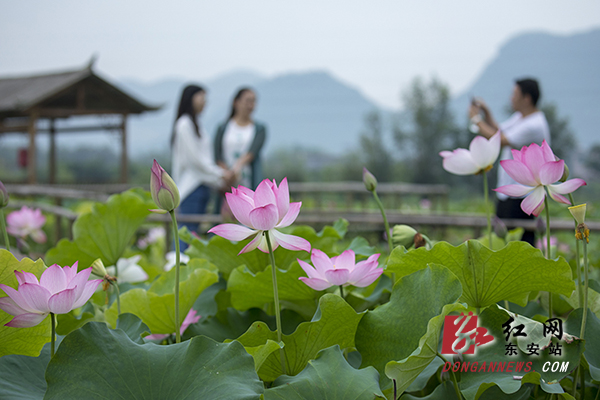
[228,87,254,120]
[171,84,204,145]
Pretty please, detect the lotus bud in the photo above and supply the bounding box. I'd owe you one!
[150,160,180,212]
[535,218,546,233]
[91,258,107,277]
[559,163,570,183]
[362,167,378,192]
[492,216,507,239]
[414,232,426,249]
[0,180,8,209]
[392,224,418,248]
[568,204,586,225]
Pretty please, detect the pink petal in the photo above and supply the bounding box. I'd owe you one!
[547,191,570,205]
[539,160,564,186]
[531,200,546,217]
[351,269,384,287]
[249,204,279,231]
[349,258,380,283]
[226,192,254,227]
[511,149,523,163]
[333,250,356,271]
[271,230,311,253]
[145,333,169,341]
[311,249,334,275]
[5,313,48,328]
[71,280,102,309]
[181,309,201,333]
[499,160,538,186]
[276,202,301,228]
[521,143,545,181]
[64,262,79,281]
[208,224,256,241]
[439,151,453,158]
[30,229,47,244]
[299,277,334,291]
[541,140,556,163]
[493,184,534,198]
[67,267,92,301]
[273,178,290,224]
[40,264,68,295]
[0,296,30,316]
[442,149,480,175]
[324,269,351,286]
[548,179,586,195]
[15,271,39,285]
[257,232,279,253]
[19,283,52,313]
[238,233,263,254]
[0,284,36,313]
[298,259,323,280]
[253,180,277,209]
[48,288,77,314]
[521,186,546,216]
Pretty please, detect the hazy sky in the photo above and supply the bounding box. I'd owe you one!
[2,1,599,108]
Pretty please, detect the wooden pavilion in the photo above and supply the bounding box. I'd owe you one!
[0,60,160,183]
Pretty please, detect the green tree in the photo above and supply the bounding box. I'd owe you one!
[360,111,393,182]
[393,77,464,184]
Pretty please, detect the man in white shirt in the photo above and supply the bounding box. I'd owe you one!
[468,78,550,245]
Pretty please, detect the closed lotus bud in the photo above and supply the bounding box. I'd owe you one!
[559,163,570,183]
[362,168,378,192]
[0,180,8,208]
[568,204,586,225]
[91,258,107,277]
[414,232,426,248]
[492,216,507,239]
[392,224,418,248]
[150,160,180,212]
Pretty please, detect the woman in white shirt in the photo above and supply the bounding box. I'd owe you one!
[171,85,232,250]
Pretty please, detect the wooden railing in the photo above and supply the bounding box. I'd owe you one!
[4,183,597,246]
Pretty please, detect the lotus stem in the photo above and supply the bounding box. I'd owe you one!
[438,353,463,399]
[568,193,583,307]
[170,210,181,344]
[483,171,492,249]
[544,194,552,319]
[371,189,395,284]
[113,281,121,315]
[393,379,397,400]
[0,209,10,252]
[50,312,56,357]
[265,230,287,375]
[580,230,589,340]
[339,285,344,299]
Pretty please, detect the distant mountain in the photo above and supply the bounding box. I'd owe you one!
[120,70,383,157]
[452,28,600,146]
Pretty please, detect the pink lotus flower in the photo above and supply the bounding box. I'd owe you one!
[494,141,586,216]
[0,262,102,328]
[6,206,47,243]
[440,132,501,175]
[298,249,383,290]
[145,309,201,341]
[208,178,311,254]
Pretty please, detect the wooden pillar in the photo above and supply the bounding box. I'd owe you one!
[49,118,56,184]
[27,111,39,184]
[120,114,128,183]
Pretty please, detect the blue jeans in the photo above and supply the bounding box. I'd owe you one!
[177,185,210,252]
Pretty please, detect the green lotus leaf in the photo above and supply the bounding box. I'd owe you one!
[355,265,463,392]
[105,258,219,334]
[44,319,263,400]
[264,345,385,400]
[234,293,363,381]
[387,240,575,308]
[45,189,155,269]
